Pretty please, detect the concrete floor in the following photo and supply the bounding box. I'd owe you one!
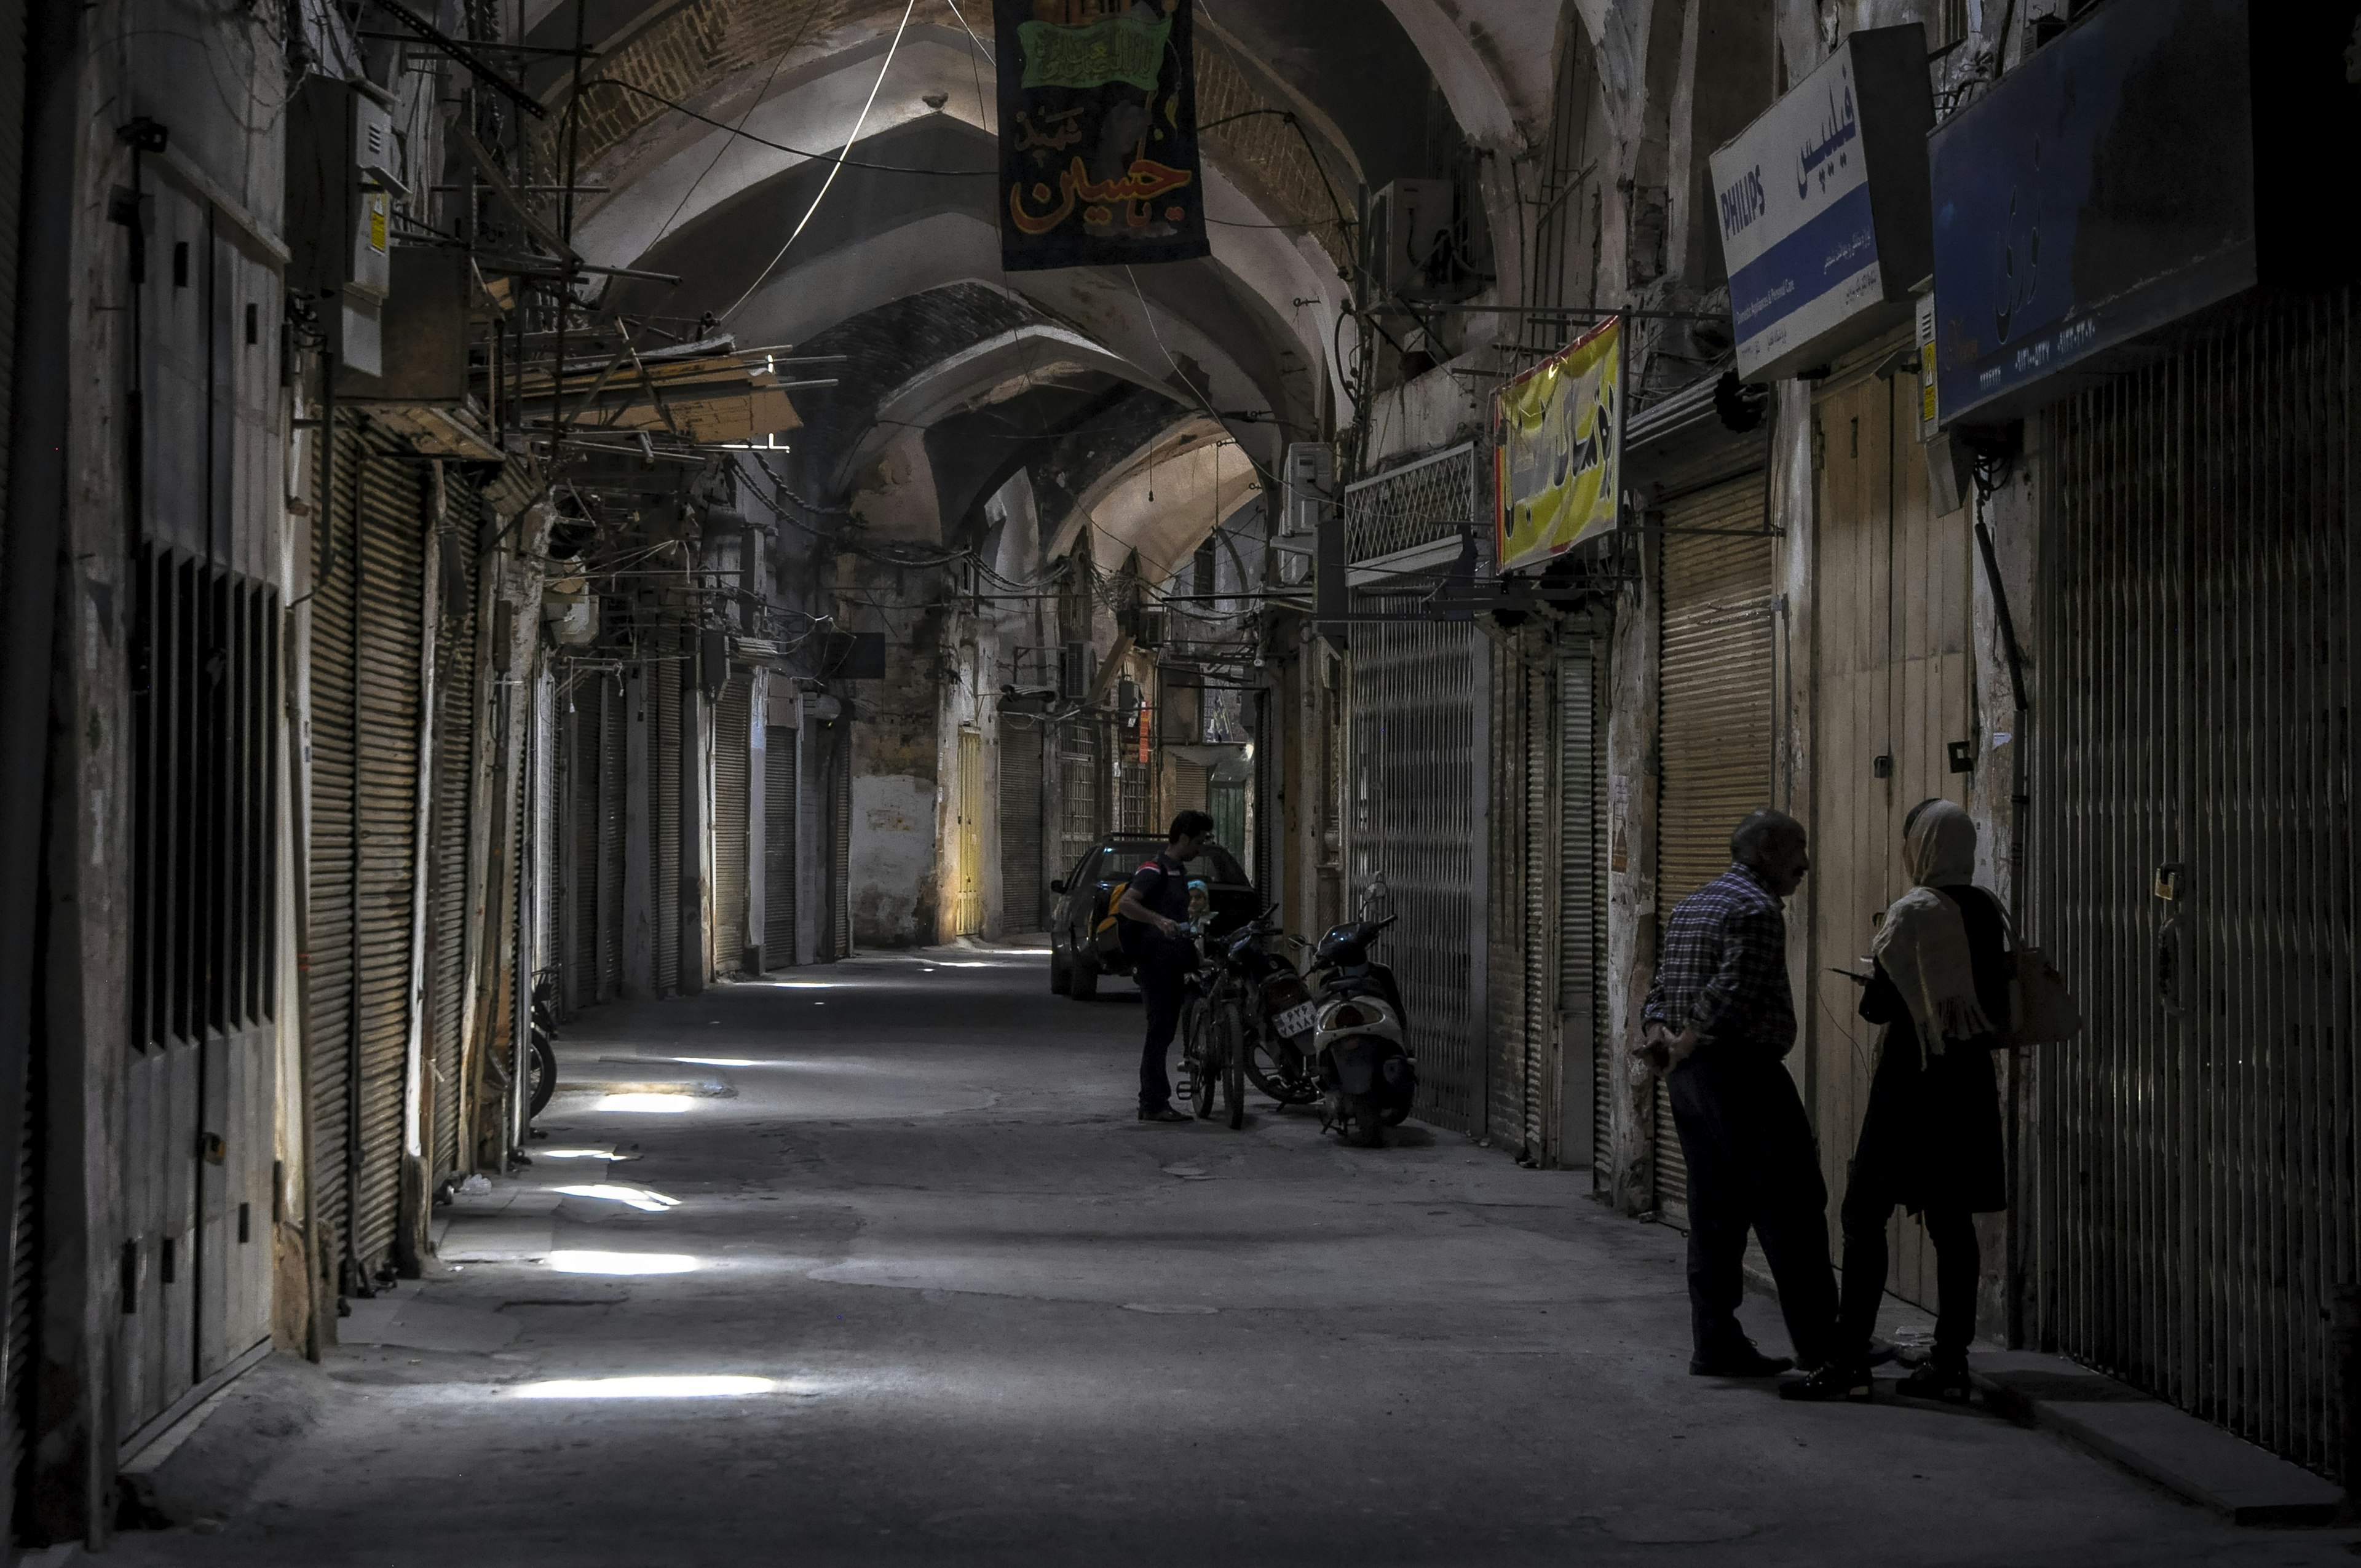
[106,951,2361,1567]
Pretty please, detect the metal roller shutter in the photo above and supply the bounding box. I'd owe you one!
[349,445,426,1276]
[764,723,797,966]
[1521,651,1552,1160]
[2038,289,2357,1474]
[306,434,360,1266]
[832,730,852,958]
[1559,637,1606,1178]
[998,723,1043,932]
[561,683,595,1010]
[1655,476,1775,1223]
[713,672,751,974]
[0,0,22,1468]
[426,476,479,1184]
[654,646,681,994]
[599,676,625,998]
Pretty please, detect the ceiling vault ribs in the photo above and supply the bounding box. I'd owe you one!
[539,0,1347,269]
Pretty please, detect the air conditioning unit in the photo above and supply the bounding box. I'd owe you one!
[1131,609,1166,651]
[1367,179,1458,301]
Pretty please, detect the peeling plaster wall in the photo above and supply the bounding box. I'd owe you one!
[839,553,947,946]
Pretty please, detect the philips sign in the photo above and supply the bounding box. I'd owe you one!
[1710,26,1934,382]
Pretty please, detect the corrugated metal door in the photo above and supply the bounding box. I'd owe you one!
[599,676,625,997]
[1343,611,1485,1136]
[425,477,479,1186]
[1655,476,1775,1223]
[306,427,359,1286]
[1521,649,1553,1160]
[954,727,985,936]
[832,727,853,958]
[999,723,1044,932]
[0,0,23,1483]
[713,671,751,975]
[764,721,797,967]
[654,647,681,994]
[1559,636,1606,1177]
[2037,289,2357,1475]
[348,446,426,1277]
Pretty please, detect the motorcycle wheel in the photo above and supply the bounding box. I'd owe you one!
[1217,1001,1247,1129]
[1183,996,1216,1119]
[1346,1091,1386,1148]
[528,1026,558,1119]
[1244,1037,1321,1106]
[1383,1101,1411,1127]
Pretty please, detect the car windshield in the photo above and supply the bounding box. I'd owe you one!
[1097,843,1161,881]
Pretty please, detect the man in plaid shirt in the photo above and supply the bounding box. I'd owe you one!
[1640,809,1838,1382]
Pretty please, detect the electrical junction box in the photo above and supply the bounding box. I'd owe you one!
[287,76,401,376]
[1283,442,1334,538]
[1366,180,1458,301]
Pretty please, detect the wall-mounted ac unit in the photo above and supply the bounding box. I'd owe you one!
[1366,179,1457,302]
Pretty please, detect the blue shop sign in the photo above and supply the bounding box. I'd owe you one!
[1928,0,2272,426]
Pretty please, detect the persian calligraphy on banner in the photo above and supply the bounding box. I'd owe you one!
[995,0,1210,272]
[1494,317,1623,573]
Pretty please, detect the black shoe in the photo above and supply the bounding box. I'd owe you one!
[1778,1361,1873,1402]
[1688,1343,1795,1378]
[1137,1104,1190,1123]
[1894,1361,1973,1403]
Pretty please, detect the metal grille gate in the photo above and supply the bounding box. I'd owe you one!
[1000,722,1046,932]
[2036,288,2358,1474]
[714,671,752,975]
[764,720,797,967]
[1342,445,1487,1135]
[1655,478,1776,1222]
[654,643,682,993]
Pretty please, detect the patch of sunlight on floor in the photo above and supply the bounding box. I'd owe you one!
[546,1251,700,1275]
[552,1184,681,1212]
[593,1093,695,1113]
[511,1374,772,1399]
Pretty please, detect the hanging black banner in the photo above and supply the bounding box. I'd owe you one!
[994,0,1211,273]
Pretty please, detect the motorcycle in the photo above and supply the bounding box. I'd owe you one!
[1307,914,1415,1147]
[1211,909,1324,1111]
[527,970,560,1120]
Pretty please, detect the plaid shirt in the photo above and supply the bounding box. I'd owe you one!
[1642,862,1796,1061]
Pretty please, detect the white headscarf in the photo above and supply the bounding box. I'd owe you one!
[1869,799,1995,1058]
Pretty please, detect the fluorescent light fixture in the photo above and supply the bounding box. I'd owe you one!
[594,1093,694,1113]
[662,1056,758,1067]
[552,1184,681,1213]
[547,1251,699,1275]
[534,1149,618,1160]
[512,1375,772,1399]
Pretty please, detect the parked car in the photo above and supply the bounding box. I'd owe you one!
[1048,834,1257,999]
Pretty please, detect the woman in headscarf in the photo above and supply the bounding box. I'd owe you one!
[1782,798,2012,1403]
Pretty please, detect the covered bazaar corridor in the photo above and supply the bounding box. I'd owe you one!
[98,954,2359,1568]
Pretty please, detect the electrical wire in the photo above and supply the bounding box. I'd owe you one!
[718,0,923,324]
[580,79,995,176]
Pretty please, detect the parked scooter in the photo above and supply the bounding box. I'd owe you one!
[1307,914,1416,1146]
[528,970,560,1119]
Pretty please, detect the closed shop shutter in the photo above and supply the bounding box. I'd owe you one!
[653,647,681,994]
[2039,290,2356,1473]
[599,676,625,997]
[953,727,985,936]
[999,723,1044,931]
[832,730,852,958]
[1520,651,1552,1161]
[426,477,479,1184]
[1655,476,1774,1224]
[305,432,360,1269]
[1558,636,1606,1178]
[348,445,427,1275]
[0,0,20,512]
[763,723,796,965]
[713,672,751,974]
[1343,610,1484,1135]
[560,685,596,1010]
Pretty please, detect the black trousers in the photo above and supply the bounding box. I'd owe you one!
[1134,946,1190,1110]
[1666,1052,1838,1366]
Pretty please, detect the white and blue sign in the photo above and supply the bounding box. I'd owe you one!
[1711,27,1932,382]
